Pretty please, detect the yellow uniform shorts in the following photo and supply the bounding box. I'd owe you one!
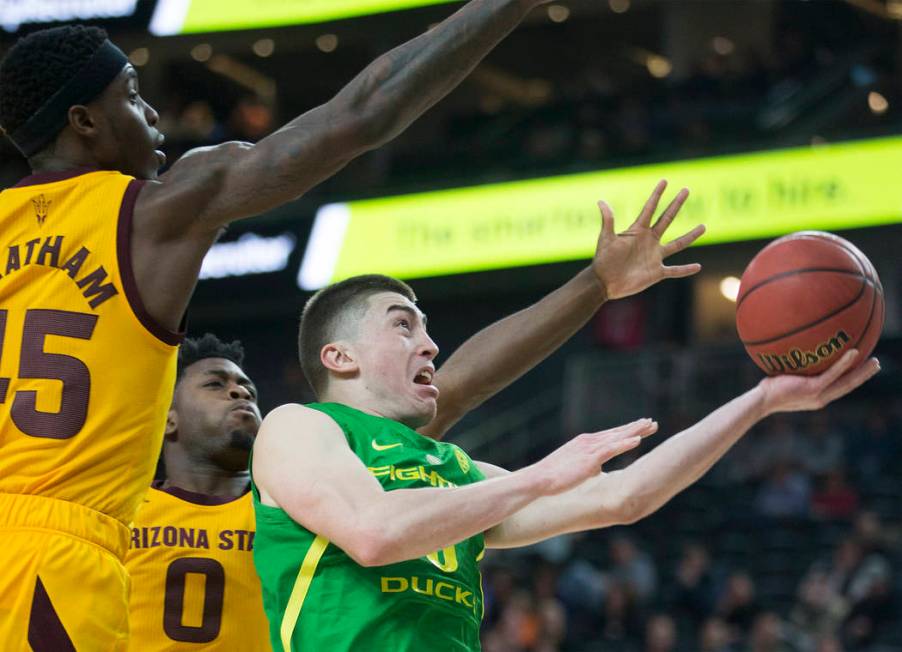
[0,493,131,651]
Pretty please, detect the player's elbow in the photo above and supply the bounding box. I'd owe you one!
[593,478,647,527]
[613,496,647,525]
[344,526,396,568]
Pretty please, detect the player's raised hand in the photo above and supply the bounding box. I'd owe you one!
[528,419,658,495]
[758,350,881,415]
[592,180,706,300]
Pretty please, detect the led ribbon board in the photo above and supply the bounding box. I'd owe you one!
[150,0,460,35]
[298,136,902,290]
[1,0,138,32]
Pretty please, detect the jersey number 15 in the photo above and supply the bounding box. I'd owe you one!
[0,308,96,439]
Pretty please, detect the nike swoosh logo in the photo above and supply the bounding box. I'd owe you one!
[372,441,402,451]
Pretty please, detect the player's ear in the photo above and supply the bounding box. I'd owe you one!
[164,408,178,440]
[320,341,359,376]
[68,104,98,138]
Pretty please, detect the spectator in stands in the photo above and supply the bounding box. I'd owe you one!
[842,567,896,651]
[810,469,859,520]
[841,541,895,651]
[853,510,899,558]
[790,567,846,641]
[596,582,644,651]
[716,572,762,639]
[531,561,567,651]
[755,462,811,518]
[810,537,863,601]
[483,590,542,652]
[814,636,843,652]
[643,614,677,652]
[667,542,717,626]
[608,536,658,605]
[557,557,606,646]
[747,612,793,652]
[699,617,736,652]
[484,564,518,631]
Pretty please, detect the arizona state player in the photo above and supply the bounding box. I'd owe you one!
[126,335,269,651]
[0,2,564,645]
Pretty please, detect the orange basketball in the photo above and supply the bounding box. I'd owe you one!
[736,231,884,376]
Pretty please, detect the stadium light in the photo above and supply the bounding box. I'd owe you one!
[719,277,741,302]
[150,0,461,35]
[1,0,138,32]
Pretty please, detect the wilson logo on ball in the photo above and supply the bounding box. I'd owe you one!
[756,330,850,375]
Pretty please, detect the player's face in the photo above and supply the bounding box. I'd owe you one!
[172,358,261,472]
[92,65,165,180]
[353,292,439,429]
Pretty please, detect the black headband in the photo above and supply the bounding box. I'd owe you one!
[7,39,128,158]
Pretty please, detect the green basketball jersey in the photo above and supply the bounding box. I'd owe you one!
[251,402,487,652]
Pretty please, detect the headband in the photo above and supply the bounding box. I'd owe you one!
[7,39,128,158]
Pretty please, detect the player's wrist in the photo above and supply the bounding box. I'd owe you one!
[580,267,609,303]
[748,384,776,420]
[514,465,555,497]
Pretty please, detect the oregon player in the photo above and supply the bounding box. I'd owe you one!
[252,403,486,651]
[126,335,269,651]
[252,275,879,652]
[0,2,570,646]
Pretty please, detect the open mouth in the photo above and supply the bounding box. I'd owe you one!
[412,367,439,399]
[155,150,167,167]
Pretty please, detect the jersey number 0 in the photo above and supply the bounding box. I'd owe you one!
[163,557,225,643]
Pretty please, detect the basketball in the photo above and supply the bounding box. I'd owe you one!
[736,231,884,376]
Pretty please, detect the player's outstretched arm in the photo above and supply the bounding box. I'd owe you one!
[139,0,549,232]
[482,350,880,549]
[252,404,653,566]
[422,180,705,439]
[130,0,551,333]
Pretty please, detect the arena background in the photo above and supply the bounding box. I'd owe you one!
[2,1,901,650]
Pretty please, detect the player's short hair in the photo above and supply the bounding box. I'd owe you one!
[299,274,416,397]
[0,25,108,155]
[177,333,246,381]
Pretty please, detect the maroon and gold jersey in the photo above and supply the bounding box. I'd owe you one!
[126,486,271,651]
[0,170,180,526]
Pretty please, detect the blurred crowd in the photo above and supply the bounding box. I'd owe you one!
[3,7,899,197]
[478,405,902,652]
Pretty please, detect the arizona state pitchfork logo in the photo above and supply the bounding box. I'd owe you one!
[32,194,51,226]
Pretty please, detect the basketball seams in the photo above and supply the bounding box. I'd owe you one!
[738,233,867,305]
[739,276,876,346]
[849,255,883,352]
[831,233,883,352]
[736,268,865,309]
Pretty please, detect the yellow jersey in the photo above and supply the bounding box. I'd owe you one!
[126,486,271,651]
[0,169,180,527]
